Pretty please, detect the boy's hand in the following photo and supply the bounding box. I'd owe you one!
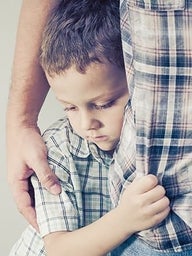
[117,174,170,235]
[7,126,61,230]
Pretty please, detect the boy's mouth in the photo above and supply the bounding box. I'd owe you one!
[87,135,108,142]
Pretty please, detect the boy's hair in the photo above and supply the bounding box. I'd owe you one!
[40,0,124,76]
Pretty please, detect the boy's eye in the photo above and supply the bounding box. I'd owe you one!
[94,100,115,110]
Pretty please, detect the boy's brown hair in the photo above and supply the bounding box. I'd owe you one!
[40,0,124,76]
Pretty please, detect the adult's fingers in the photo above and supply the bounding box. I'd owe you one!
[13,180,39,231]
[32,159,61,195]
[18,198,39,231]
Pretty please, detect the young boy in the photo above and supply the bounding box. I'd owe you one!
[9,1,169,255]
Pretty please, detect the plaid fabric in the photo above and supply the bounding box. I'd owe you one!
[9,117,112,255]
[109,0,192,253]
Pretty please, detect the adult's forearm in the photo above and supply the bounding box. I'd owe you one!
[7,65,49,128]
[7,0,62,127]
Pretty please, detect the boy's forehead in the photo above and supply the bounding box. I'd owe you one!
[46,63,126,89]
[46,63,127,104]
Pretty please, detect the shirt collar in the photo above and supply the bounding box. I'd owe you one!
[66,121,113,167]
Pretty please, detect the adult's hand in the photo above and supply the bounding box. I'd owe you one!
[7,126,61,230]
[6,0,62,229]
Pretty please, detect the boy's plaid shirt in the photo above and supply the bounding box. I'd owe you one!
[109,0,192,252]
[10,117,112,255]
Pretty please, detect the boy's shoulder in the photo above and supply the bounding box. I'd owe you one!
[42,116,90,158]
[43,116,71,138]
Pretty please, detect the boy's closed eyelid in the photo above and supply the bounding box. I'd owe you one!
[93,100,116,110]
[64,102,114,111]
[63,105,77,111]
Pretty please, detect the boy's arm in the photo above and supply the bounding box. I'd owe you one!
[44,175,170,256]
[6,0,62,229]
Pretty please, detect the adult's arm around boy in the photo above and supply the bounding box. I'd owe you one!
[6,0,62,230]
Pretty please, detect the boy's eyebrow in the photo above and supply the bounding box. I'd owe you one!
[88,93,114,102]
[57,99,72,105]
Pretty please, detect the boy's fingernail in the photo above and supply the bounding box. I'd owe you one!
[50,184,61,195]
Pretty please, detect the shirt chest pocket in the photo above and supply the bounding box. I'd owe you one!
[127,0,185,11]
[123,0,186,78]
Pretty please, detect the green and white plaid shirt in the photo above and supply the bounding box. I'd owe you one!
[10,117,112,255]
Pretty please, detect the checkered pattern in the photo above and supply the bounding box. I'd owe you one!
[109,0,192,252]
[9,117,112,255]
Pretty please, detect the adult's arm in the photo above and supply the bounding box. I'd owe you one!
[6,0,62,229]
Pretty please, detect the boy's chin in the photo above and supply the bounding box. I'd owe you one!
[96,143,116,154]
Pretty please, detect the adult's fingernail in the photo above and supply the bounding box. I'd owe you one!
[50,184,61,195]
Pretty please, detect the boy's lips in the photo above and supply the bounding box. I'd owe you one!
[87,135,108,142]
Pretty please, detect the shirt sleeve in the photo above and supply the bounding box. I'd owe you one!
[31,148,79,237]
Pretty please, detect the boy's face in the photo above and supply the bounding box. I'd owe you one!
[46,63,128,152]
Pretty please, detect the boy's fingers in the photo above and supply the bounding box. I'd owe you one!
[149,196,170,214]
[131,174,158,194]
[144,184,166,204]
[153,204,170,224]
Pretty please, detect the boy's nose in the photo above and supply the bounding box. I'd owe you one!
[80,111,100,131]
